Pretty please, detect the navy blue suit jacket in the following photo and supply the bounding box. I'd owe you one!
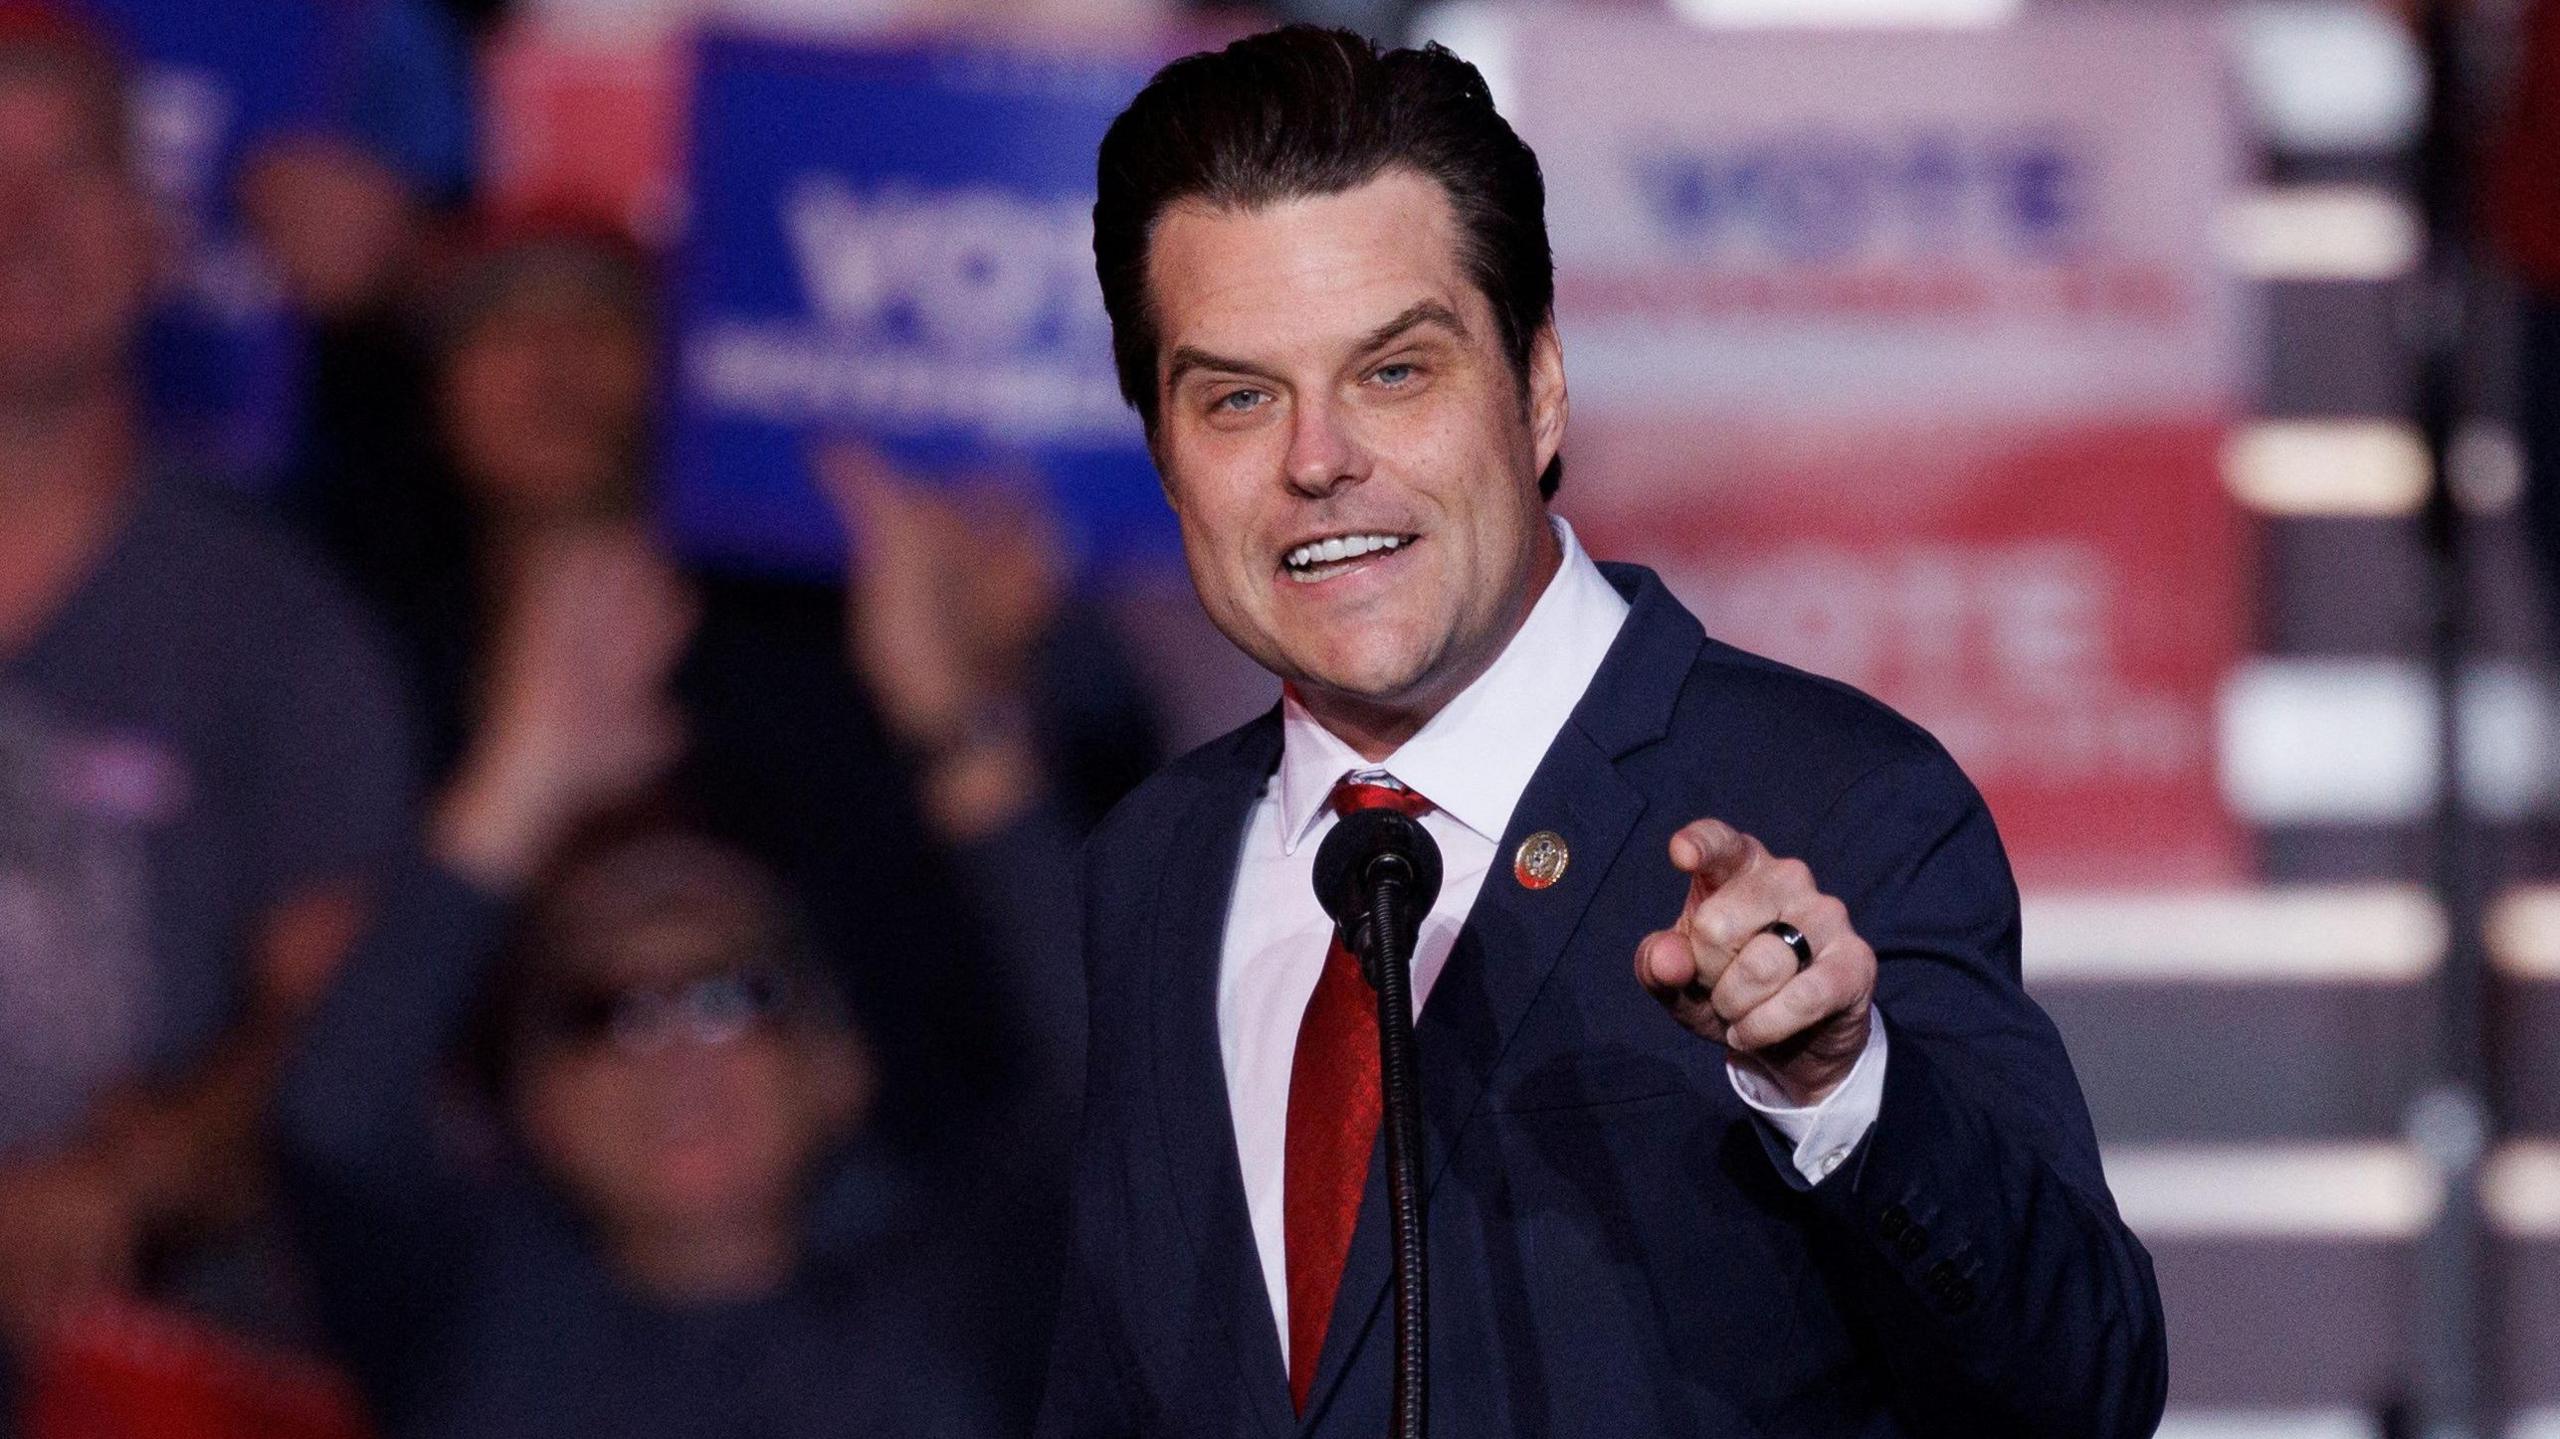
[1037,564,2166,1438]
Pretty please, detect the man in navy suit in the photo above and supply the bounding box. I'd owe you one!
[1041,26,2166,1437]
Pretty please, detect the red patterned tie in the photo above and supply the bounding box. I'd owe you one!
[1283,775,1435,1413]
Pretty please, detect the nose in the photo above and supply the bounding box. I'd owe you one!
[1282,392,1369,499]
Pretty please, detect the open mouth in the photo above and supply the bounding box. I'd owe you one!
[1282,531,1418,584]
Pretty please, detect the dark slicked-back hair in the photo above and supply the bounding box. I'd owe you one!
[1093,25,1562,499]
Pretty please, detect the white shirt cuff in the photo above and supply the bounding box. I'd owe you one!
[1725,1007,1889,1185]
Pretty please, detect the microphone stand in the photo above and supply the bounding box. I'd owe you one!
[1353,866,1429,1439]
[2405,2,2499,1434]
[1318,807,1440,1437]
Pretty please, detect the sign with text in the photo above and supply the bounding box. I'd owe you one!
[76,0,327,488]
[1496,9,2253,885]
[75,0,472,491]
[665,35,1175,578]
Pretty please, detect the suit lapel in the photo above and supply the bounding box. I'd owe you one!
[1297,565,1704,1430]
[1147,714,1296,1439]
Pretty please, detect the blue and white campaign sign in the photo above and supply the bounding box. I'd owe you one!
[77,0,321,489]
[76,0,473,490]
[666,35,1175,578]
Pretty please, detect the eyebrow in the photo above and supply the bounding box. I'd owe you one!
[1162,299,1471,392]
[1354,299,1469,356]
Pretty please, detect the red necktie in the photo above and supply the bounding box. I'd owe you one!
[1284,776,1435,1413]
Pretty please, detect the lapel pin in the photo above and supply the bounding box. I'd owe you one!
[1514,830,1569,890]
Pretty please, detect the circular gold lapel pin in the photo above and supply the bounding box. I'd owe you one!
[1514,831,1569,890]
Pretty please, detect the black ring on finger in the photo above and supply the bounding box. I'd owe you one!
[1760,919,1813,973]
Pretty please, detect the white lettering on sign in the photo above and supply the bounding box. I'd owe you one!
[686,322,1131,442]
[781,176,1108,360]
[1695,542,2106,696]
[686,174,1132,438]
[1657,540,2201,784]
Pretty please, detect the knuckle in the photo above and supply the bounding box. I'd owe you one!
[1770,857,1814,892]
[1727,1013,1773,1051]
[1712,988,1753,1027]
[1694,904,1738,950]
[1809,968,1857,1017]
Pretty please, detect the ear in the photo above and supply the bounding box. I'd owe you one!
[1526,319,1568,481]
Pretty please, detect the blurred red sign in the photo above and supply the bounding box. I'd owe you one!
[1500,9,2254,885]
[1566,416,2249,887]
[481,23,687,244]
[25,1299,372,1439]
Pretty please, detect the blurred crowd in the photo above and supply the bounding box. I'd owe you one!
[33,0,2560,1433]
[0,2,1190,1434]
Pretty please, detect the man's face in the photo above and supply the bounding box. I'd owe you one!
[0,64,150,408]
[1144,169,1566,734]
[440,283,652,521]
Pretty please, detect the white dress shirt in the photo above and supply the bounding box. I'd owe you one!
[1214,518,1889,1360]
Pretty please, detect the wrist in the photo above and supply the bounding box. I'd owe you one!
[1727,1052,1844,1109]
[1729,1010,1871,1109]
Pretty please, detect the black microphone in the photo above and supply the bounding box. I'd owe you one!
[1312,807,1444,988]
[1309,803,1441,1439]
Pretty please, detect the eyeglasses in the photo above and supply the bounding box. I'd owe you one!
[530,968,799,1056]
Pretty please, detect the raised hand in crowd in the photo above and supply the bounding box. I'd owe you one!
[432,523,697,891]
[822,447,1067,841]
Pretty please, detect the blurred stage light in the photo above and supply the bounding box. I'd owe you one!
[2490,888,2560,980]
[2227,1,2426,152]
[2022,887,2440,984]
[2219,659,2434,822]
[2222,419,2430,517]
[2101,1142,2438,1240]
[1669,0,2020,27]
[2219,185,2419,283]
[2485,1141,2560,1238]
[2151,1414,2383,1439]
[2219,658,2558,825]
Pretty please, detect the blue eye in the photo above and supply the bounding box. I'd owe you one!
[1213,389,1266,414]
[1373,363,1417,387]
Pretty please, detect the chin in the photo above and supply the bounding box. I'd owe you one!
[1329,627,1459,701]
[1292,654,1438,714]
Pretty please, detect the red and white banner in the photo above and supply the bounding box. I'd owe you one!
[1487,9,2254,885]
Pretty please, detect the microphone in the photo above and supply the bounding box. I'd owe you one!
[1310,804,1441,1439]
[1313,807,1444,987]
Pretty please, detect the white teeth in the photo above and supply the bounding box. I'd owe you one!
[1285,533,1409,572]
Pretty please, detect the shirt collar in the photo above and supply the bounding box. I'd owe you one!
[1275,516,1631,855]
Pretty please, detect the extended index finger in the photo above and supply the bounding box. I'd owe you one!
[1669,819,1759,894]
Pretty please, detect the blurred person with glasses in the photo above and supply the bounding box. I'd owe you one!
[276,532,1006,1439]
